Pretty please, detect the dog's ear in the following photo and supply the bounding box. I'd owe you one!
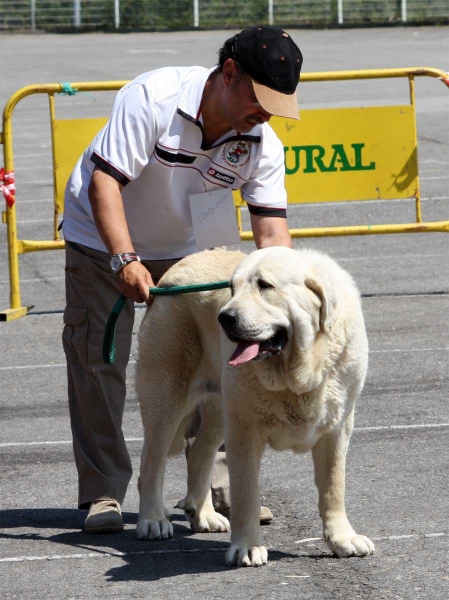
[305,275,337,332]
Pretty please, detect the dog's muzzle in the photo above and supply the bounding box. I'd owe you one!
[218,310,288,366]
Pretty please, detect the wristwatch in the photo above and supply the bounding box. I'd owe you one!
[110,252,141,274]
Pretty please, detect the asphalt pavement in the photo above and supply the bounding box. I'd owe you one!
[0,27,448,600]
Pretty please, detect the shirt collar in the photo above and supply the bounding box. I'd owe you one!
[177,67,216,120]
[176,66,262,147]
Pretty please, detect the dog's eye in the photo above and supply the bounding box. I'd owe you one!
[257,279,274,291]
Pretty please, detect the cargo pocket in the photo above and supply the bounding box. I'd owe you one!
[62,305,89,365]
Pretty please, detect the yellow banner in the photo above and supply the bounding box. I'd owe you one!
[53,109,418,211]
[53,117,108,213]
[271,105,418,203]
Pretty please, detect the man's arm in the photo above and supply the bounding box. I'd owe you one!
[88,168,154,304]
[250,213,292,249]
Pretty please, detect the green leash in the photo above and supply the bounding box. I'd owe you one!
[103,280,230,364]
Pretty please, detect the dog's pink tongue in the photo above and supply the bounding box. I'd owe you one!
[228,341,260,366]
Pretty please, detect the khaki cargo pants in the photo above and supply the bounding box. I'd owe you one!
[63,241,230,511]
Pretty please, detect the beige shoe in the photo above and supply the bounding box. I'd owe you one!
[215,505,273,524]
[259,505,273,524]
[84,499,123,533]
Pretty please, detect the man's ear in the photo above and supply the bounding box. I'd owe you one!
[305,275,337,332]
[222,58,239,87]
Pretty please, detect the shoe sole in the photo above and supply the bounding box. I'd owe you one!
[84,525,124,534]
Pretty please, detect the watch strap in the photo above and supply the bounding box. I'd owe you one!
[111,252,141,274]
[115,252,139,259]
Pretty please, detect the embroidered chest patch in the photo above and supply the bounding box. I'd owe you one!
[222,141,251,168]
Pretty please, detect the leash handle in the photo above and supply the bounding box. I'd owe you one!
[102,280,230,364]
[102,294,128,364]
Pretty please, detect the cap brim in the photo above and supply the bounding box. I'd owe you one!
[253,80,300,120]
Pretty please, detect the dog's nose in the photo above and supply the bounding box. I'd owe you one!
[218,310,238,331]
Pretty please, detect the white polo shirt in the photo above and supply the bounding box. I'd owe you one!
[63,66,287,260]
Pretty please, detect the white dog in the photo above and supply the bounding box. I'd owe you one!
[136,247,375,567]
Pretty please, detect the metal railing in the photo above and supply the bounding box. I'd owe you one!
[0,0,448,31]
[1,67,448,321]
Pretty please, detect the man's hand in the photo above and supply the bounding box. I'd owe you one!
[117,261,155,306]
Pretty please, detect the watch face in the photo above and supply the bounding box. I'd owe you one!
[111,256,122,272]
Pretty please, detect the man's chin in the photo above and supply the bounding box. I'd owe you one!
[238,121,258,133]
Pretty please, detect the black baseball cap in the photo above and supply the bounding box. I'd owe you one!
[231,26,303,120]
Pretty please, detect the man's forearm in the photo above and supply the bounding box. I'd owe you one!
[250,213,293,249]
[88,168,134,255]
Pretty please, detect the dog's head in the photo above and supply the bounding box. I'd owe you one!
[218,247,339,394]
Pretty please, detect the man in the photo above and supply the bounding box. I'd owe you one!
[62,25,303,533]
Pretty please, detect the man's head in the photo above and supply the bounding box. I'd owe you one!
[218,26,303,120]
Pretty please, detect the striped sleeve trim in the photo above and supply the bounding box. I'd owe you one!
[155,145,196,164]
[246,203,287,218]
[90,153,131,186]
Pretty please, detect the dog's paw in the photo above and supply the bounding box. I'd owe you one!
[326,533,375,557]
[189,511,230,533]
[226,544,268,567]
[175,498,230,533]
[136,518,173,541]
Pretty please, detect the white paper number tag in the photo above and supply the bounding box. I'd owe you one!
[189,188,241,251]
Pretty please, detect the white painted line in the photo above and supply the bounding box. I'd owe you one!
[127,48,179,55]
[16,180,52,185]
[0,277,64,284]
[295,533,446,546]
[0,360,137,371]
[14,166,53,171]
[337,254,444,262]
[1,424,448,448]
[17,218,61,224]
[3,346,448,374]
[0,437,145,448]
[373,533,445,541]
[13,151,50,157]
[370,347,449,354]
[0,546,225,564]
[13,198,53,204]
[364,294,448,299]
[1,533,445,564]
[0,363,66,371]
[1,440,72,447]
[355,424,449,432]
[421,160,448,164]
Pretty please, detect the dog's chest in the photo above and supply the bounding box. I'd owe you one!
[265,390,339,452]
[267,423,320,453]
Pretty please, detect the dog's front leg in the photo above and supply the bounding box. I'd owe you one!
[312,412,375,557]
[225,413,267,567]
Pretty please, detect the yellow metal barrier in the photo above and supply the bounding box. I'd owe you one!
[1,68,448,321]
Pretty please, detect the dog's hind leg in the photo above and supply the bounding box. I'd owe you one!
[136,404,187,541]
[136,305,202,541]
[176,389,230,533]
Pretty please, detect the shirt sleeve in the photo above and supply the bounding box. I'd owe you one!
[90,82,158,186]
[240,125,287,217]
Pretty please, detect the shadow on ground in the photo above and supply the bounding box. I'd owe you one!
[1,508,303,581]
